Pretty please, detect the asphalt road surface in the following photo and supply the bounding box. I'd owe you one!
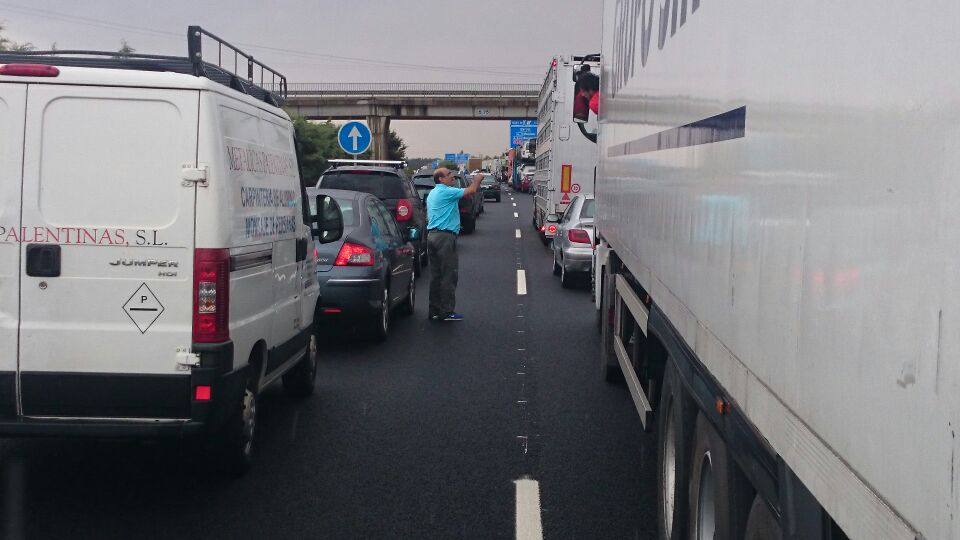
[0,187,655,539]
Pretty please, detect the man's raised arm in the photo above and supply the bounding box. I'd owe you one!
[461,174,484,196]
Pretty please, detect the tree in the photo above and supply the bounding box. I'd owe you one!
[385,129,407,161]
[0,22,34,52]
[291,115,348,185]
[438,160,458,169]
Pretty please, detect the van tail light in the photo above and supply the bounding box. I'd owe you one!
[568,229,591,244]
[0,64,60,77]
[193,248,230,343]
[335,242,374,266]
[395,199,413,222]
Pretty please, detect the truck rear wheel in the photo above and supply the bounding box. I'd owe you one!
[744,495,782,540]
[657,361,696,540]
[687,413,751,540]
[216,364,259,476]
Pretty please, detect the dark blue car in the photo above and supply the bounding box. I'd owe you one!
[308,188,417,341]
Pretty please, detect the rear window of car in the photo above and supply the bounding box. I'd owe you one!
[318,171,406,199]
[581,199,596,219]
[481,176,495,185]
[413,176,435,189]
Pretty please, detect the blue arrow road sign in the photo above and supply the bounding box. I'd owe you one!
[509,119,537,147]
[338,121,372,155]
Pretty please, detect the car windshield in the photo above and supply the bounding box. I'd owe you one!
[318,171,406,199]
[481,177,495,185]
[307,192,359,226]
[581,199,596,219]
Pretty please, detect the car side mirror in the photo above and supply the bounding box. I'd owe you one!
[546,213,560,223]
[313,194,343,244]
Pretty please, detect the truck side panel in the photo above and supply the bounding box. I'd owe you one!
[598,1,959,538]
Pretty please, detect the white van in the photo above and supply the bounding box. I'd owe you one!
[0,27,342,473]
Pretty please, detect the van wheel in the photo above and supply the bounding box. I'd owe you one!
[744,495,782,540]
[399,271,416,316]
[657,361,696,540]
[688,413,751,540]
[218,369,258,476]
[560,263,574,289]
[370,287,390,341]
[282,330,318,398]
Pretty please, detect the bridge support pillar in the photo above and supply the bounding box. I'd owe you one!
[366,115,391,160]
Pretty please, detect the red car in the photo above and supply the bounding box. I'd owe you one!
[520,175,532,193]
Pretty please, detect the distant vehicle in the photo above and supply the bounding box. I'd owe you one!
[0,27,345,475]
[519,174,533,193]
[308,188,416,341]
[551,195,594,288]
[534,55,599,241]
[317,160,427,273]
[480,175,501,202]
[412,174,436,205]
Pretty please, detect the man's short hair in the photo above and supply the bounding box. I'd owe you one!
[433,169,447,184]
[575,72,600,93]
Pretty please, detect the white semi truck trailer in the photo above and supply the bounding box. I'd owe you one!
[533,55,599,242]
[593,2,959,539]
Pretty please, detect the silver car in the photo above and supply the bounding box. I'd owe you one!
[551,195,596,288]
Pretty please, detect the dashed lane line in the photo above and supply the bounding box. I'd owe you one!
[517,269,527,295]
[514,212,519,218]
[515,478,544,540]
[516,229,522,238]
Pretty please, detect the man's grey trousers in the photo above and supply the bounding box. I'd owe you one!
[427,230,458,317]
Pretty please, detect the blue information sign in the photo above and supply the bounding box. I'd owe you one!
[509,120,538,147]
[444,153,470,165]
[338,121,372,155]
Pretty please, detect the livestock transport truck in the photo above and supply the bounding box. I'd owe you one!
[533,54,599,242]
[593,2,960,539]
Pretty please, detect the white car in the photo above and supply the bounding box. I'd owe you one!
[0,27,342,474]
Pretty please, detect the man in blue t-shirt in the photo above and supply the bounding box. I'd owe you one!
[426,168,482,321]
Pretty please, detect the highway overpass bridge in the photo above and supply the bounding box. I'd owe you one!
[277,83,541,159]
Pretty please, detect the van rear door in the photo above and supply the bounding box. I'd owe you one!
[0,84,26,417]
[17,85,199,419]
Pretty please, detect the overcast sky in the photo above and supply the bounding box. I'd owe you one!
[1,0,602,157]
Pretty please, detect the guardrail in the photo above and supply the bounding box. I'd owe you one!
[273,83,540,97]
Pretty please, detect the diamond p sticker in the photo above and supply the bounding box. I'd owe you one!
[123,283,165,334]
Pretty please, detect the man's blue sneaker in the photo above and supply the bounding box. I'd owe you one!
[443,313,464,321]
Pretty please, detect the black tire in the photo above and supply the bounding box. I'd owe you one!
[462,215,476,234]
[399,271,415,316]
[216,365,259,476]
[687,413,752,540]
[744,495,782,540]
[560,263,574,289]
[282,330,318,398]
[553,251,562,276]
[369,286,389,342]
[600,263,621,382]
[657,361,697,540]
[495,194,501,202]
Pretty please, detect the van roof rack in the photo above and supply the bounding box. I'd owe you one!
[0,25,287,107]
[328,159,408,169]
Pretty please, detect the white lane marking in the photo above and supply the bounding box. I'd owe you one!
[515,478,544,540]
[514,212,519,218]
[515,229,522,238]
[513,202,517,207]
[517,269,527,295]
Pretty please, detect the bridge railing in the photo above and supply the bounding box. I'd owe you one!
[271,82,540,97]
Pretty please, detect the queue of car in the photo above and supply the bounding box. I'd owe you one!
[312,163,501,341]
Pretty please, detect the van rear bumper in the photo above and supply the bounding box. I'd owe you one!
[0,340,243,439]
[0,417,206,438]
